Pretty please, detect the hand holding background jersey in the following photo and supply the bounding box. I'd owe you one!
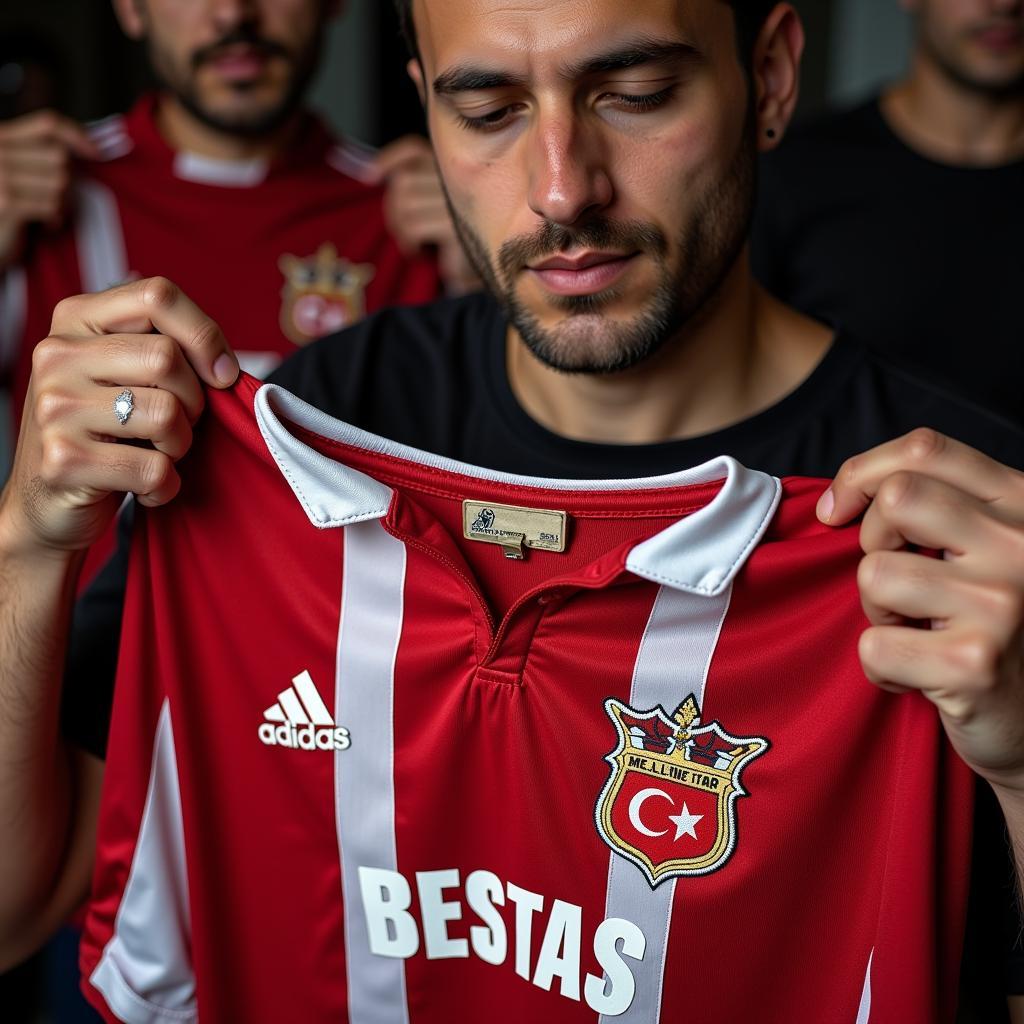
[0,109,98,270]
[372,135,481,295]
[822,431,1024,792]
[2,277,237,556]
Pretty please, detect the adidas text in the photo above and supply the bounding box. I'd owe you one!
[258,722,351,751]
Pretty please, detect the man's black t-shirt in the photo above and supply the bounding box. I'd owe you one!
[751,97,1024,425]
[63,291,1023,1009]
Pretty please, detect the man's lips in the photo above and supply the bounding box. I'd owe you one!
[973,23,1024,52]
[202,46,275,81]
[527,251,638,296]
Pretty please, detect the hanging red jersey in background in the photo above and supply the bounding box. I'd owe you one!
[1,92,440,425]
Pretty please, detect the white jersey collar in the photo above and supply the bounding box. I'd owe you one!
[173,151,268,187]
[254,383,782,597]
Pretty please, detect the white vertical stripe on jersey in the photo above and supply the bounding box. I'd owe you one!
[855,949,873,1023]
[335,520,410,1024]
[74,180,130,294]
[599,584,732,1024]
[90,700,197,1023]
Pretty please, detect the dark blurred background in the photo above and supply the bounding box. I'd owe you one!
[0,0,912,143]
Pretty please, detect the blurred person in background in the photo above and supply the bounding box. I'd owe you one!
[752,0,1024,425]
[0,0,475,444]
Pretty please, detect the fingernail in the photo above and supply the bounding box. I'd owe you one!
[213,353,238,386]
[817,488,835,522]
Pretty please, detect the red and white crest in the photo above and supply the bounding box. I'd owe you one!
[594,696,769,888]
[278,243,375,345]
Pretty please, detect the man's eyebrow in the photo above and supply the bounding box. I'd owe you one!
[433,67,526,97]
[432,40,699,97]
[563,40,700,79]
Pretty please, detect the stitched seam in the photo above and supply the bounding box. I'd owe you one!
[306,456,713,518]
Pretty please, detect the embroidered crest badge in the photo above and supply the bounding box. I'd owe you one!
[278,243,375,345]
[594,695,768,888]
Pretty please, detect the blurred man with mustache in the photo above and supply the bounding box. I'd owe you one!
[0,0,473,443]
[753,0,1024,424]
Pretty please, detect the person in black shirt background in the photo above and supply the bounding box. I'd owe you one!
[752,0,1024,424]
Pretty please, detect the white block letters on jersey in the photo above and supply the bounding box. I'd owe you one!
[358,865,646,1017]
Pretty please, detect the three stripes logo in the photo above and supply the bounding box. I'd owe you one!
[258,670,351,752]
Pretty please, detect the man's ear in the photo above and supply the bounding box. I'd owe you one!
[111,0,145,40]
[751,4,804,152]
[407,58,427,108]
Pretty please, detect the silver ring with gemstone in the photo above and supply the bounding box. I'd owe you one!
[113,388,135,426]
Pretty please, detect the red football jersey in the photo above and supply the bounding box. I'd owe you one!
[81,375,974,1023]
[2,93,440,423]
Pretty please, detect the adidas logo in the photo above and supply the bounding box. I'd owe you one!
[258,670,351,752]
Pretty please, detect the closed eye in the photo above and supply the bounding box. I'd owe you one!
[604,85,677,112]
[455,105,523,133]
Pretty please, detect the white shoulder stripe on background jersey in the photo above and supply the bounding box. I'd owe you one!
[74,180,130,294]
[86,114,133,161]
[327,141,380,185]
[599,584,733,1024]
[90,700,196,1023]
[335,520,411,1024]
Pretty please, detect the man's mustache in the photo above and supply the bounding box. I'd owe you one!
[497,219,667,279]
[191,29,290,70]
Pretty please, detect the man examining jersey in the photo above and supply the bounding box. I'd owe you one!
[0,0,1022,1018]
[752,0,1024,423]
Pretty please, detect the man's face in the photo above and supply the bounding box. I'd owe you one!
[911,0,1024,95]
[413,0,757,375]
[129,0,332,136]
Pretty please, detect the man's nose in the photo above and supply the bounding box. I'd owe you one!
[526,115,614,228]
[207,0,260,34]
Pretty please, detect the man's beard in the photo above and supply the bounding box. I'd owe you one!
[146,25,322,138]
[923,22,1024,98]
[445,123,757,376]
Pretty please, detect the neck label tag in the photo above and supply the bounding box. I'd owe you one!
[463,500,568,557]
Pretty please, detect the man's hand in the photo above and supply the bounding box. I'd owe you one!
[819,429,1024,789]
[0,110,99,269]
[372,135,480,296]
[1,277,238,558]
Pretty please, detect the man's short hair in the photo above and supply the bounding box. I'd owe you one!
[392,1,779,68]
